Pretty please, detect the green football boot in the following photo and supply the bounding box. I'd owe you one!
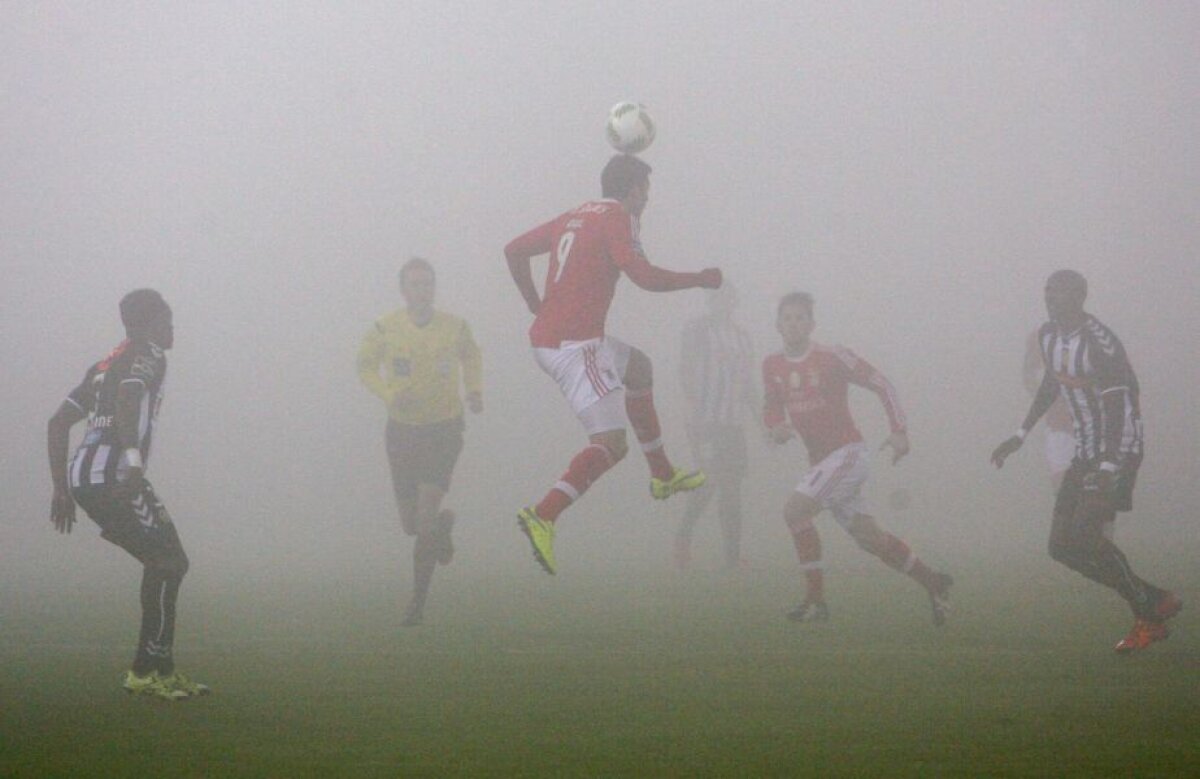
[122,670,188,701]
[650,468,707,500]
[517,507,557,575]
[160,671,211,697]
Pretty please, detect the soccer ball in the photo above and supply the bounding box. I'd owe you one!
[606,102,656,154]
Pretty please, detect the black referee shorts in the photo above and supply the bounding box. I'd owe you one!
[72,480,186,565]
[386,416,465,506]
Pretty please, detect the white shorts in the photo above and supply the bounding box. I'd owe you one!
[1043,430,1074,475]
[795,442,870,527]
[534,336,632,435]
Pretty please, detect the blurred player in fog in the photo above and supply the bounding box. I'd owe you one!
[992,270,1180,652]
[764,292,951,625]
[675,282,756,570]
[47,290,209,700]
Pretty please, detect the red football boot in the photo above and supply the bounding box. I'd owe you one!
[1114,619,1169,654]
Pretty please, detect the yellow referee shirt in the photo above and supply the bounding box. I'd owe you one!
[357,309,482,425]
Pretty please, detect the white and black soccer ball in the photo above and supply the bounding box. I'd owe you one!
[606,102,656,155]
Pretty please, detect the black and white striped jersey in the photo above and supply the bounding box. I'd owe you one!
[679,316,755,427]
[1034,315,1142,465]
[65,339,167,489]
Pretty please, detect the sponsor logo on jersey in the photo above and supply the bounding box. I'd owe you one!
[88,414,114,430]
[574,203,611,215]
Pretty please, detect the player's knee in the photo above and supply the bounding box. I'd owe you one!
[846,516,881,553]
[595,430,628,463]
[148,549,189,579]
[783,494,818,529]
[1047,534,1084,569]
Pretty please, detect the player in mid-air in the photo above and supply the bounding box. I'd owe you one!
[46,290,209,700]
[504,154,722,574]
[764,292,952,625]
[991,270,1180,652]
[358,257,482,626]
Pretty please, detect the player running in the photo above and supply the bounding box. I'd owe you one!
[358,257,483,626]
[46,290,209,700]
[764,292,951,625]
[991,270,1181,652]
[504,154,722,574]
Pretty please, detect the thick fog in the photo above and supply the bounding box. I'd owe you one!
[3,3,1197,603]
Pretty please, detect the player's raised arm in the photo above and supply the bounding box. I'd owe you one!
[504,220,555,315]
[47,397,86,533]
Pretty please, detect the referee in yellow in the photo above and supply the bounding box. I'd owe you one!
[358,257,483,626]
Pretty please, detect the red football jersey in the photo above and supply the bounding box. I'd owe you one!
[504,199,643,348]
[762,343,906,465]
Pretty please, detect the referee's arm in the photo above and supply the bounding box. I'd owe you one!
[356,326,391,402]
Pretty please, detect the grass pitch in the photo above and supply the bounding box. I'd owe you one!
[2,562,1197,777]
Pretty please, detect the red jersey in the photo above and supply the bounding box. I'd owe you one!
[762,343,906,465]
[505,199,716,348]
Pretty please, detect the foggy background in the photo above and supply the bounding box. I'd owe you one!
[3,3,1197,611]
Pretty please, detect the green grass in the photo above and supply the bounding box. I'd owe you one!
[2,562,1197,777]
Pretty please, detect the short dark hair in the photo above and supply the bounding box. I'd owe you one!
[601,154,652,199]
[399,256,435,286]
[1046,269,1087,299]
[119,289,170,330]
[777,291,814,318]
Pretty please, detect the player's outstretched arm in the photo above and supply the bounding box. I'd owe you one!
[993,369,1058,468]
[623,256,721,292]
[47,400,85,533]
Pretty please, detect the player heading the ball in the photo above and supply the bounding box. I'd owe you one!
[504,154,721,575]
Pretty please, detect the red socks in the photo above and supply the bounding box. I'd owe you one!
[536,444,616,523]
[626,388,673,481]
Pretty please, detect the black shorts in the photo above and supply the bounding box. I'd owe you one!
[386,417,465,503]
[1054,457,1141,516]
[72,480,186,564]
[687,422,748,479]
